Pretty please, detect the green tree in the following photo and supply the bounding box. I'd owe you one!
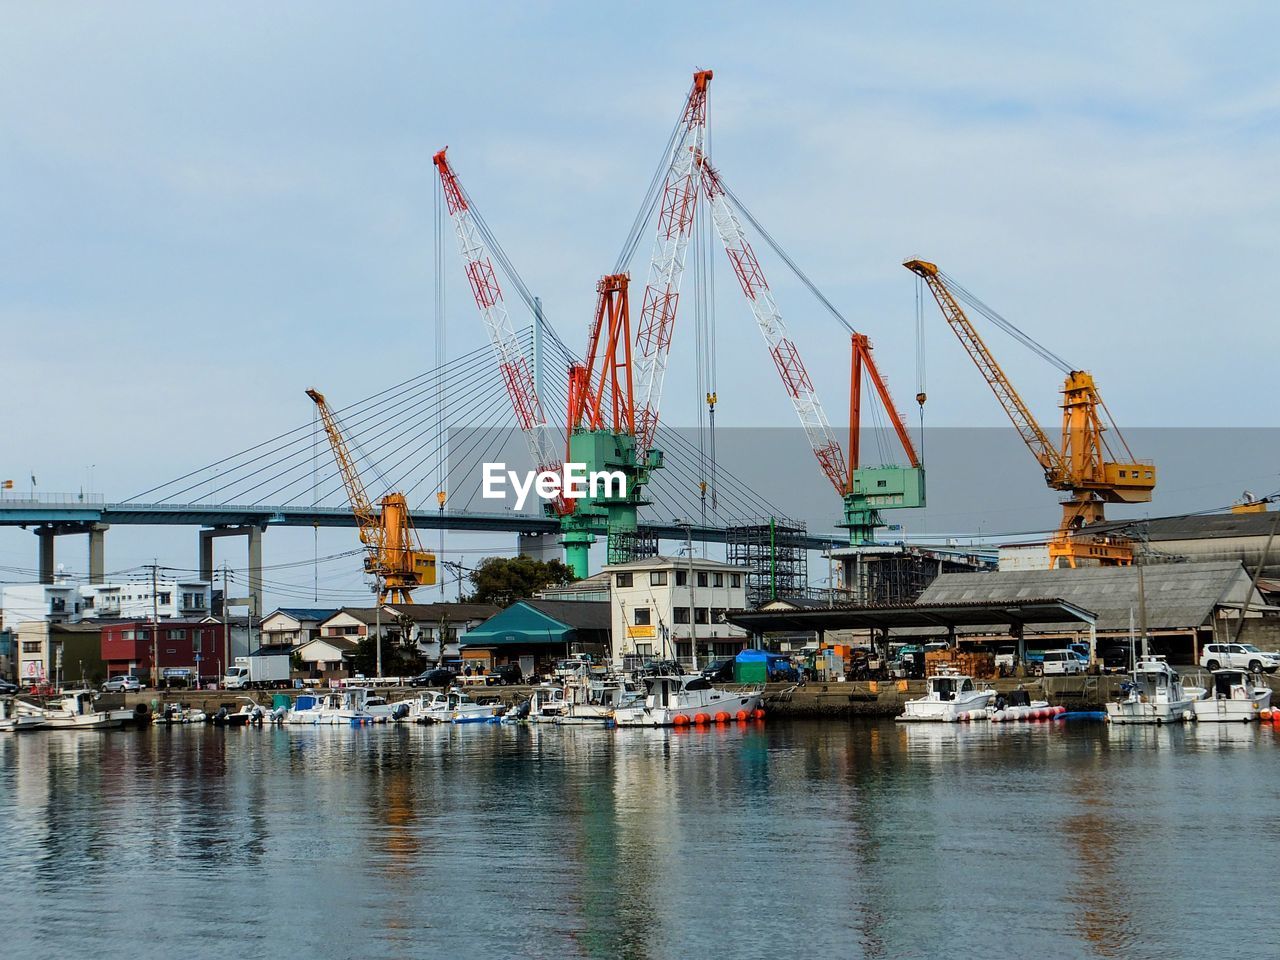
[466,556,575,607]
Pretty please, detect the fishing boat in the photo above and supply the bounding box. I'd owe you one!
[527,684,569,723]
[0,696,45,732]
[1106,657,1194,725]
[612,673,764,728]
[896,667,996,723]
[447,689,503,724]
[556,675,643,726]
[154,703,208,725]
[285,689,375,726]
[1188,669,1272,723]
[21,690,123,730]
[407,690,452,724]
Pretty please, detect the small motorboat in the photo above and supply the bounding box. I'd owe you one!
[285,689,375,726]
[1106,657,1194,725]
[612,674,764,728]
[990,688,1065,722]
[897,668,996,723]
[1189,669,1272,723]
[0,696,45,732]
[555,675,642,726]
[527,684,569,723]
[153,703,208,725]
[406,690,451,724]
[447,689,503,724]
[21,690,123,730]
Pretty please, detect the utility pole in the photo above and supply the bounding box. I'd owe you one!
[679,522,697,671]
[374,578,383,679]
[222,563,230,686]
[150,561,160,689]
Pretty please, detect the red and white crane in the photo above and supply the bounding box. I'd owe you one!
[632,69,713,459]
[432,148,562,488]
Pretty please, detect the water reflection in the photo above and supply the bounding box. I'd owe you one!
[0,719,1276,960]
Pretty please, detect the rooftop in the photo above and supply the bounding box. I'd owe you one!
[603,555,748,573]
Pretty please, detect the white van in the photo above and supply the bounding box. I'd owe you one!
[1041,650,1084,676]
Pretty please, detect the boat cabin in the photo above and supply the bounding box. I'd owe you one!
[1210,669,1251,699]
[1128,658,1183,699]
[926,672,975,702]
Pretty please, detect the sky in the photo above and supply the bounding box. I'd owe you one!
[2,2,1278,605]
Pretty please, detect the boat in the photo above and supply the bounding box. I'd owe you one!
[612,674,764,728]
[527,684,569,723]
[19,690,123,730]
[1188,669,1272,723]
[285,688,375,726]
[1106,657,1194,725]
[0,696,45,732]
[990,688,1065,722]
[896,667,996,723]
[556,675,643,726]
[363,694,400,724]
[447,688,503,724]
[153,703,208,725]
[407,690,452,724]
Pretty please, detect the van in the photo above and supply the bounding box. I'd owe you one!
[1041,650,1084,676]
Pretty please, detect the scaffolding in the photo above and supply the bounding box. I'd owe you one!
[727,518,809,607]
[836,545,997,605]
[608,527,660,566]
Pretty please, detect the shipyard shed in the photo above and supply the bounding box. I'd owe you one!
[913,559,1275,664]
[1091,510,1280,578]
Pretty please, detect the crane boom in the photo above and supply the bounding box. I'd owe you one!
[306,388,382,551]
[699,156,848,494]
[904,259,1064,483]
[633,70,712,458]
[433,148,561,479]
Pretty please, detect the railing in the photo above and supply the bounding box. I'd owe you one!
[0,493,105,505]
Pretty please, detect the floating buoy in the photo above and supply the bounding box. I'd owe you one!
[673,714,690,726]
[735,710,748,722]
[694,713,710,725]
[714,712,730,724]
[752,708,766,720]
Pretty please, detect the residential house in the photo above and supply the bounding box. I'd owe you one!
[259,608,337,648]
[100,619,227,684]
[294,635,359,680]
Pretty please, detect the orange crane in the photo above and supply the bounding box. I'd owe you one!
[904,259,1155,566]
[306,388,436,602]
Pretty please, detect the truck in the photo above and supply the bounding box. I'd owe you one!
[223,654,292,690]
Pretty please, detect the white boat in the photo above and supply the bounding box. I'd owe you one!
[897,668,996,723]
[612,674,764,728]
[1189,669,1272,723]
[20,690,123,730]
[527,684,570,723]
[447,689,503,724]
[556,676,643,726]
[1106,657,1194,725]
[285,688,375,726]
[407,690,452,724]
[0,696,45,732]
[363,694,398,724]
[154,703,208,725]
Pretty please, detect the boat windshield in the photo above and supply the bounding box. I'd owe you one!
[932,677,956,700]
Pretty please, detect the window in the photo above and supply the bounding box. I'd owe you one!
[634,643,653,657]
[675,570,687,586]
[50,597,66,612]
[711,608,726,625]
[674,607,690,624]
[122,630,134,641]
[650,571,667,586]
[22,641,41,653]
[713,573,724,587]
[616,572,632,587]
[696,572,708,588]
[84,596,95,609]
[168,629,186,640]
[634,607,651,626]
[343,625,359,636]
[158,592,172,605]
[694,608,709,625]
[731,574,741,588]
[137,630,150,641]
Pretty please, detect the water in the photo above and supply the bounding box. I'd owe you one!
[2,720,1277,960]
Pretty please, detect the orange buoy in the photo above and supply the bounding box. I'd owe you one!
[714,712,730,723]
[735,710,748,721]
[694,713,711,725]
[673,714,690,726]
[752,708,766,720]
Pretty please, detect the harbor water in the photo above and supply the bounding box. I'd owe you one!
[2,720,1277,959]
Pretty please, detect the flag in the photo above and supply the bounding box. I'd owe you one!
[1,480,12,490]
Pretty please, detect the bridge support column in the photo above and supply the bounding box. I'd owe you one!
[88,524,108,584]
[37,527,56,584]
[199,525,265,618]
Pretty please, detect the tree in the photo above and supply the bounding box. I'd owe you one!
[466,556,575,607]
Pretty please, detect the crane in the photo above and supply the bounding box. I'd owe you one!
[306,388,436,602]
[904,259,1155,566]
[697,156,924,544]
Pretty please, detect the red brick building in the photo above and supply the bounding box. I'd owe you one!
[100,620,228,684]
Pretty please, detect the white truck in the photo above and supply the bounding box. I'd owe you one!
[223,654,292,690]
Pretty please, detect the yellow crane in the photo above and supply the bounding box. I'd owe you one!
[306,388,436,602]
[904,260,1155,567]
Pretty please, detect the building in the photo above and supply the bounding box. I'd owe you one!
[912,559,1275,664]
[294,635,358,680]
[259,608,337,648]
[535,571,611,602]
[1,576,212,630]
[316,604,500,666]
[603,556,751,667]
[459,600,611,679]
[100,619,228,684]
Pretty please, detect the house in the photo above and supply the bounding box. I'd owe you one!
[381,603,501,662]
[295,635,359,680]
[2,576,212,630]
[1,583,83,630]
[100,619,228,684]
[536,571,611,602]
[459,600,610,680]
[260,608,337,648]
[603,556,751,667]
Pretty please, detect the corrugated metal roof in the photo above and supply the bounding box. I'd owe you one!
[1092,511,1280,542]
[917,560,1255,631]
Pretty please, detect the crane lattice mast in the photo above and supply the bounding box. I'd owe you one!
[632,69,712,459]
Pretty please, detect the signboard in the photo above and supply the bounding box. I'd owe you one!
[162,668,191,679]
[22,660,45,680]
[627,625,656,639]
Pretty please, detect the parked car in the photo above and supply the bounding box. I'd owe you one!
[1200,643,1280,674]
[700,659,735,683]
[1040,650,1085,676]
[484,663,523,686]
[0,678,18,694]
[101,675,142,693]
[408,668,457,688]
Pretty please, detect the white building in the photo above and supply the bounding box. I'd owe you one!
[1,577,212,631]
[603,556,750,667]
[259,608,337,648]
